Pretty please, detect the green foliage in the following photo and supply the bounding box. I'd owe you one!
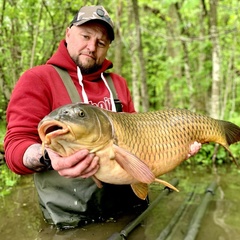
[0,1,240,195]
[0,94,7,121]
[0,164,20,197]
[1,0,240,115]
[185,142,240,166]
[0,121,6,144]
[0,121,18,197]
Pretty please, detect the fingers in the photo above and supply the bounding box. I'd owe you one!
[190,141,202,156]
[74,155,100,178]
[186,141,202,159]
[58,154,100,178]
[46,148,100,178]
[47,148,89,170]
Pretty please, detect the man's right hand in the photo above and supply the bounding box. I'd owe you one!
[47,148,100,178]
[23,143,100,178]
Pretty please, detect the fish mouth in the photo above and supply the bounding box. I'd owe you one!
[38,120,70,145]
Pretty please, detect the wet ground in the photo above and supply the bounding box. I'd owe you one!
[0,164,240,240]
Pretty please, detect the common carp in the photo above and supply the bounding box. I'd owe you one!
[38,103,240,199]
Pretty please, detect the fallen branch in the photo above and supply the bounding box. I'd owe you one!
[156,186,196,240]
[107,178,179,240]
[183,181,218,240]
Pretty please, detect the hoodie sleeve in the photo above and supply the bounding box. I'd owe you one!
[4,65,72,174]
[4,68,51,174]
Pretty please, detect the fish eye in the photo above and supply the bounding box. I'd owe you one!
[78,110,85,117]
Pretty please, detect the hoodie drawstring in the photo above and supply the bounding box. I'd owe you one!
[77,67,117,112]
[77,67,89,103]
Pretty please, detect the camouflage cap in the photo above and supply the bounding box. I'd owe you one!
[70,6,114,41]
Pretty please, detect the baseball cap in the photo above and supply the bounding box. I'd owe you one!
[70,5,115,41]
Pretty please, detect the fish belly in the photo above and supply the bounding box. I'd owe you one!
[94,147,138,184]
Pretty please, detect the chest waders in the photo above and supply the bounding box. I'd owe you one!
[34,66,148,229]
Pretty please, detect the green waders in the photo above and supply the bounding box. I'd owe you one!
[34,66,148,229]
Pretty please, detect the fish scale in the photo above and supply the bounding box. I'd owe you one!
[102,108,236,175]
[38,103,240,199]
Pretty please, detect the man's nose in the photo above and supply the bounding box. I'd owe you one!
[86,39,97,52]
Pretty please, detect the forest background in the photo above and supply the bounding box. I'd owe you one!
[0,0,240,194]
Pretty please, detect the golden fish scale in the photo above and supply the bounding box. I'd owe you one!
[107,109,226,175]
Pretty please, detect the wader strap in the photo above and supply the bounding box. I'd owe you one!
[52,65,81,103]
[104,73,122,112]
[104,73,117,99]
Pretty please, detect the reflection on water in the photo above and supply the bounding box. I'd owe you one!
[0,164,240,240]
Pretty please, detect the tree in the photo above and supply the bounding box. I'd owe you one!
[209,0,221,119]
[0,0,239,120]
[131,0,149,112]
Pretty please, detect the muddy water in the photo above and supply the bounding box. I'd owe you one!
[0,164,240,240]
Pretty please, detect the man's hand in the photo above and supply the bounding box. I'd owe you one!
[47,148,100,178]
[23,143,99,178]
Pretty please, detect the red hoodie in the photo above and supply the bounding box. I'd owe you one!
[4,40,135,174]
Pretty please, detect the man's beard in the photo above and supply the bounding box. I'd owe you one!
[73,57,102,74]
[79,63,102,74]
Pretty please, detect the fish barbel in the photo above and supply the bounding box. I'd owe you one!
[38,103,240,199]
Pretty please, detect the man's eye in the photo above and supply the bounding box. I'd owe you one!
[98,42,106,48]
[82,35,89,40]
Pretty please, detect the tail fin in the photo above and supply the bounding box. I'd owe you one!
[220,120,240,166]
[220,120,240,145]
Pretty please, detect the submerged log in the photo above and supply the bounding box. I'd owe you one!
[108,178,179,240]
[183,181,218,240]
[156,187,196,240]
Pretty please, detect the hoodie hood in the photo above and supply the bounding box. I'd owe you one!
[46,39,113,81]
[46,39,117,112]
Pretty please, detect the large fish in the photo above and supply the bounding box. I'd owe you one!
[38,103,240,199]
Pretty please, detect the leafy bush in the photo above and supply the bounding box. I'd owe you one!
[186,143,239,166]
[0,164,20,196]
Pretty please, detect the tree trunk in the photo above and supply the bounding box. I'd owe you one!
[209,0,221,119]
[113,1,123,75]
[209,0,221,165]
[164,4,181,108]
[175,3,194,111]
[30,0,44,68]
[132,0,149,112]
[127,1,140,111]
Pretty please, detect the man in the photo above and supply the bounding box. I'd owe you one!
[4,5,149,229]
[4,5,201,229]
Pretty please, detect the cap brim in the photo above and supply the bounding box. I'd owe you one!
[71,19,114,41]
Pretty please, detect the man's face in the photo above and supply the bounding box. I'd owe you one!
[65,21,111,74]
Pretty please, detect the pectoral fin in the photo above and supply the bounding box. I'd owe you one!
[131,183,149,200]
[114,144,155,183]
[92,176,103,188]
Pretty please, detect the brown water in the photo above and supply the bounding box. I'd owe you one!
[0,164,240,240]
